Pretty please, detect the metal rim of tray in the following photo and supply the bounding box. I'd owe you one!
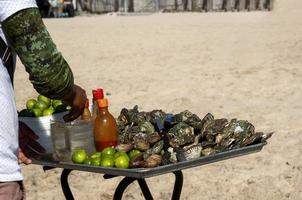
[32,142,266,179]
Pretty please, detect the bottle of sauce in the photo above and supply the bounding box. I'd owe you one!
[94,98,118,151]
[81,98,92,122]
[92,88,104,123]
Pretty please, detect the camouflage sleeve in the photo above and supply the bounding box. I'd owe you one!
[1,8,74,99]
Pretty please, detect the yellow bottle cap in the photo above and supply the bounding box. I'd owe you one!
[98,99,108,108]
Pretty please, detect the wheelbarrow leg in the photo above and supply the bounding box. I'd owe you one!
[137,179,154,200]
[61,169,74,200]
[172,171,183,200]
[113,177,136,200]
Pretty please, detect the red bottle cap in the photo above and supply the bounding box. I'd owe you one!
[85,98,89,108]
[92,88,104,100]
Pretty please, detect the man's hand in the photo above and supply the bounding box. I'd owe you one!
[19,121,46,164]
[62,84,87,122]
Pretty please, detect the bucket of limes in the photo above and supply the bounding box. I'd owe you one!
[18,95,71,154]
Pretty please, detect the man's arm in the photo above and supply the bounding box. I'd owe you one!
[2,8,74,99]
[2,8,86,122]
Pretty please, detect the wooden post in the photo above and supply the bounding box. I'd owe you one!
[267,0,273,11]
[206,0,213,11]
[238,0,246,11]
[225,0,235,11]
[155,0,160,11]
[124,0,128,12]
[247,0,256,11]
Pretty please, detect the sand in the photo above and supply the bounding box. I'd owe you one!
[13,0,302,199]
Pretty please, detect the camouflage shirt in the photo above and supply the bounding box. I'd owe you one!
[2,8,74,99]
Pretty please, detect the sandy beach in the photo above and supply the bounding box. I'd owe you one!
[14,0,302,199]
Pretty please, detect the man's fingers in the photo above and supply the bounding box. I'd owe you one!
[63,107,82,122]
[18,150,32,165]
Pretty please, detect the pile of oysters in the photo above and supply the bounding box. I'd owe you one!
[115,106,273,168]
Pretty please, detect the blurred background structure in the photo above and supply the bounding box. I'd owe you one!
[36,0,274,17]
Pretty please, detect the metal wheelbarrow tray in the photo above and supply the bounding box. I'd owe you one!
[32,142,267,179]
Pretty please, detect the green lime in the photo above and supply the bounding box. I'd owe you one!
[18,109,34,117]
[43,108,54,116]
[101,157,114,167]
[37,95,51,107]
[91,157,101,166]
[71,149,87,164]
[26,99,37,110]
[49,106,55,111]
[52,99,63,109]
[91,152,102,159]
[83,157,92,165]
[55,104,68,113]
[66,105,72,111]
[32,108,42,117]
[114,156,129,169]
[101,147,116,157]
[114,151,129,161]
[128,149,141,160]
[34,101,48,111]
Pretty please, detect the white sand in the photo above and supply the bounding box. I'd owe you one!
[14,0,302,199]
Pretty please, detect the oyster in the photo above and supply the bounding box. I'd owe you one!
[239,132,274,147]
[198,113,215,130]
[133,133,150,151]
[129,154,162,168]
[147,109,166,124]
[201,118,228,142]
[147,132,162,145]
[176,135,202,161]
[168,122,195,148]
[129,153,145,168]
[201,148,218,156]
[118,123,140,144]
[139,121,155,134]
[162,147,178,165]
[115,143,133,152]
[117,105,146,126]
[216,119,255,150]
[142,154,162,168]
[174,110,194,123]
[143,140,164,160]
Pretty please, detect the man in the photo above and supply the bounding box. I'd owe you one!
[0,1,87,199]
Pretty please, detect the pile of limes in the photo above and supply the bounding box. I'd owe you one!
[71,147,141,169]
[18,95,71,117]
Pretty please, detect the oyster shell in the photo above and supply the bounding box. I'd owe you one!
[201,148,217,156]
[139,121,155,134]
[129,153,144,168]
[143,154,162,168]
[198,113,215,130]
[162,147,178,165]
[201,118,228,142]
[174,110,194,123]
[115,143,133,152]
[143,140,164,160]
[147,132,162,145]
[216,119,255,150]
[133,133,150,151]
[168,122,195,148]
[176,135,202,161]
[147,109,166,124]
[117,105,146,126]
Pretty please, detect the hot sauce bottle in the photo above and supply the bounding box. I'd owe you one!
[93,98,118,151]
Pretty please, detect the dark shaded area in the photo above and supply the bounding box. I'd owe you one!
[35,0,75,18]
